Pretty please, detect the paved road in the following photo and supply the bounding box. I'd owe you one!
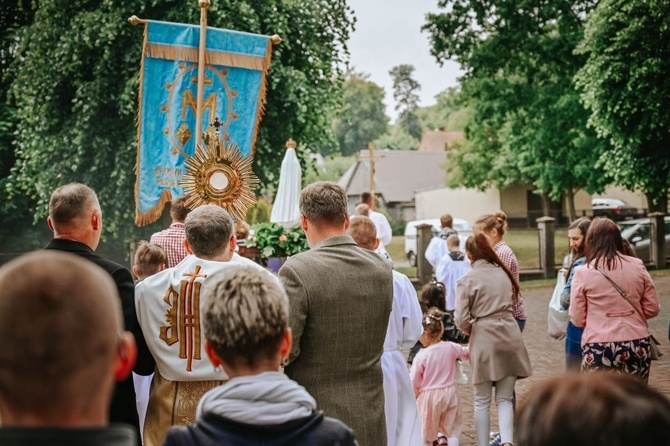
[448,273,670,445]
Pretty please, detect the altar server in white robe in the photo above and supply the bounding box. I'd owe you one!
[348,216,424,446]
[435,234,471,312]
[135,205,275,446]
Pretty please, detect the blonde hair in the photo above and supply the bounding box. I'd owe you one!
[203,267,288,368]
[347,215,377,250]
[474,211,508,237]
[134,241,167,279]
[447,234,460,249]
[354,203,371,217]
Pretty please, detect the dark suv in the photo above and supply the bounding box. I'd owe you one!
[592,198,638,221]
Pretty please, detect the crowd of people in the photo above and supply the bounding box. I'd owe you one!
[0,180,668,446]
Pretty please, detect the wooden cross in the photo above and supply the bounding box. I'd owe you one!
[358,143,385,210]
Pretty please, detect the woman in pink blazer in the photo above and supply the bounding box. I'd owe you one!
[570,218,660,381]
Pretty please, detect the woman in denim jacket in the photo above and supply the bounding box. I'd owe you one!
[560,217,591,371]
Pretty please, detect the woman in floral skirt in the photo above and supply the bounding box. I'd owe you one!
[570,217,660,381]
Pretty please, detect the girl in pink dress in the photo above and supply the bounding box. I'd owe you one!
[411,308,469,446]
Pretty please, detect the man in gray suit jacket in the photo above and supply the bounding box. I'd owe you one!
[279,181,394,446]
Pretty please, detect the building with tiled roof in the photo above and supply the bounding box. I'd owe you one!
[338,150,448,222]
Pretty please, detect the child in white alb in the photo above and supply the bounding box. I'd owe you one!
[410,308,469,446]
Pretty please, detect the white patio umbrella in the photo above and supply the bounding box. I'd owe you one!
[270,139,302,228]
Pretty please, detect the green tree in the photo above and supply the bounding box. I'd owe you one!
[415,87,471,132]
[374,124,419,151]
[303,154,356,184]
[575,0,670,212]
[424,0,609,219]
[333,73,389,156]
[389,64,422,140]
[0,1,40,252]
[6,0,355,250]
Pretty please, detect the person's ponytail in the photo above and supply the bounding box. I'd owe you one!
[466,234,520,301]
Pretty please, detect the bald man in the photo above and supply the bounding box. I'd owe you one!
[44,183,154,436]
[347,216,423,446]
[0,251,137,445]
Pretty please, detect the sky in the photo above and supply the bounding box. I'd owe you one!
[346,0,464,122]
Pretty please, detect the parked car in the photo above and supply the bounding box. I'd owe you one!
[618,217,670,263]
[592,198,638,221]
[404,218,471,266]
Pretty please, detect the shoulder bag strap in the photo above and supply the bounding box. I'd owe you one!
[597,266,648,327]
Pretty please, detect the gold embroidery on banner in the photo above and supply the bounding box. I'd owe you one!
[162,64,235,160]
[181,89,217,123]
[176,123,191,146]
[159,266,208,372]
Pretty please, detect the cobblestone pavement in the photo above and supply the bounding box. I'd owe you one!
[448,273,670,446]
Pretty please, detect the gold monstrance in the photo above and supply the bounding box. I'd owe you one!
[180,118,259,220]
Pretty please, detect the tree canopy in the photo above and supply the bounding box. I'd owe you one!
[3,0,355,248]
[333,73,389,156]
[424,0,609,217]
[374,124,419,151]
[389,64,422,140]
[575,0,670,211]
[415,87,471,132]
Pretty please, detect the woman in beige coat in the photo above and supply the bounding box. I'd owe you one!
[455,234,532,446]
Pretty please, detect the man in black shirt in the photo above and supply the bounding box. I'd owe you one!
[44,183,155,436]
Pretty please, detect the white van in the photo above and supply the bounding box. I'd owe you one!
[404,218,471,266]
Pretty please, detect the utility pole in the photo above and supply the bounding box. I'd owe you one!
[358,143,385,210]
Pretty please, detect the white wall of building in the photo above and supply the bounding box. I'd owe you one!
[415,187,501,226]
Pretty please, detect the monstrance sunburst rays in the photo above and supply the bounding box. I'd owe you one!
[180,137,259,221]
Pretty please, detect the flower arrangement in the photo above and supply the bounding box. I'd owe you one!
[245,222,309,259]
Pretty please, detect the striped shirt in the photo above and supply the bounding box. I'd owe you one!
[494,240,528,320]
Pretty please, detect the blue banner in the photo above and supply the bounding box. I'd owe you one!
[135,20,273,225]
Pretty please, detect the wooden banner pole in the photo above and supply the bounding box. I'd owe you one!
[195,0,211,147]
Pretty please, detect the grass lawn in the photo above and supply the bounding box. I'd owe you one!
[506,228,568,269]
[387,228,569,276]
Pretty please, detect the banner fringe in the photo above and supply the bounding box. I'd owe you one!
[249,39,274,158]
[135,190,173,227]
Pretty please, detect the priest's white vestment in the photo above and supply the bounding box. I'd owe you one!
[135,253,275,446]
[382,270,424,446]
